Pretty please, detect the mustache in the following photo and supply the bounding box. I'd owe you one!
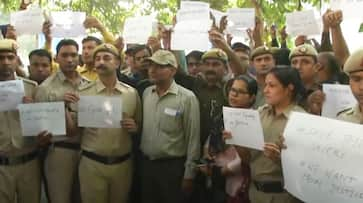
[205,70,217,76]
[96,65,108,69]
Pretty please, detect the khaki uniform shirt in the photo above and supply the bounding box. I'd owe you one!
[253,85,265,109]
[0,77,37,156]
[34,70,89,143]
[337,105,363,124]
[250,104,305,182]
[141,80,200,179]
[77,65,98,81]
[78,79,142,156]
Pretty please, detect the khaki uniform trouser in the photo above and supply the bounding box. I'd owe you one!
[79,156,132,203]
[44,147,80,203]
[249,182,302,203]
[0,158,41,203]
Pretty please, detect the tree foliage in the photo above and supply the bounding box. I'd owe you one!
[1,0,327,34]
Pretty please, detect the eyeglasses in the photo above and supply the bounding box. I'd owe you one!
[230,87,249,95]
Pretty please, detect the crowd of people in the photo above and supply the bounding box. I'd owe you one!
[0,1,362,203]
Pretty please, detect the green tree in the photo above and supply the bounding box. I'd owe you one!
[1,0,328,34]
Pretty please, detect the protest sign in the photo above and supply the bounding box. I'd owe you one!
[171,20,211,52]
[227,8,255,29]
[10,8,43,35]
[322,84,356,118]
[123,15,154,44]
[0,80,24,112]
[286,10,320,37]
[177,1,210,22]
[18,102,66,136]
[78,96,122,128]
[50,11,86,37]
[282,112,363,203]
[223,107,264,150]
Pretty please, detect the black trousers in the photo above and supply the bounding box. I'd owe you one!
[140,156,186,203]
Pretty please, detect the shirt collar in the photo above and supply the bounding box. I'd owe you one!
[95,79,126,94]
[152,80,179,96]
[266,103,297,119]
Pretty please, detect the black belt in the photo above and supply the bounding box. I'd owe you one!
[142,153,186,162]
[253,180,284,193]
[0,150,38,166]
[52,142,80,150]
[82,150,131,165]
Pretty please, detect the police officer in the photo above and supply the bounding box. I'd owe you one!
[337,49,363,123]
[76,43,142,203]
[250,46,276,109]
[0,39,47,203]
[35,39,89,203]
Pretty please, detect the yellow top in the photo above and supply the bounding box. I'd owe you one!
[77,65,98,81]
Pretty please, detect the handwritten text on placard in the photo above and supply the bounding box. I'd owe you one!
[223,107,264,150]
[282,112,363,203]
[18,102,66,136]
[78,96,122,128]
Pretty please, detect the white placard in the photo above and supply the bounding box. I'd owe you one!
[18,102,66,136]
[10,8,43,35]
[223,107,264,150]
[282,112,363,203]
[322,84,357,118]
[123,15,154,44]
[286,10,320,37]
[227,8,255,29]
[0,80,24,112]
[180,1,210,10]
[177,1,210,22]
[171,20,212,52]
[50,11,86,38]
[78,96,122,128]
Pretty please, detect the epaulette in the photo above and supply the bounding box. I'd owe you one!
[78,81,96,91]
[118,80,132,89]
[19,77,37,86]
[337,107,354,116]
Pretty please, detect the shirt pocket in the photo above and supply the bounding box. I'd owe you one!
[159,107,183,133]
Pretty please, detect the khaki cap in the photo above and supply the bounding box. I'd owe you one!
[0,39,18,53]
[344,49,363,74]
[289,44,318,60]
[146,50,178,68]
[93,43,120,59]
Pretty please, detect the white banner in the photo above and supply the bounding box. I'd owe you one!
[282,112,363,203]
[123,15,154,44]
[50,11,86,38]
[286,10,320,37]
[78,96,122,128]
[0,80,24,112]
[223,107,264,150]
[227,8,255,29]
[18,102,66,136]
[10,8,43,35]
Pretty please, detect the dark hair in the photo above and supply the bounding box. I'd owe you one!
[232,42,251,55]
[268,67,306,103]
[186,50,204,61]
[273,48,291,66]
[56,39,79,56]
[319,52,340,75]
[126,44,152,56]
[233,75,258,96]
[28,49,52,63]
[82,36,102,46]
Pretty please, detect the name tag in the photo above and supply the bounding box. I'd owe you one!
[164,108,178,116]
